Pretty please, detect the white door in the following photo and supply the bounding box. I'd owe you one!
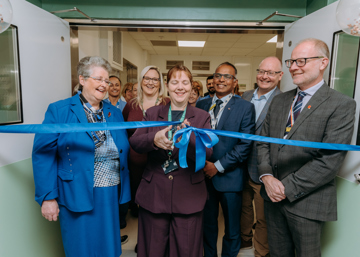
[280,1,360,181]
[0,1,70,256]
[0,0,71,167]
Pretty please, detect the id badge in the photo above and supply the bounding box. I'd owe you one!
[162,159,178,174]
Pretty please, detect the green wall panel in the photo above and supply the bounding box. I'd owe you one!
[322,176,360,256]
[37,0,306,22]
[0,159,64,257]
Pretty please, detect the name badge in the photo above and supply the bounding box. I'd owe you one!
[162,159,178,174]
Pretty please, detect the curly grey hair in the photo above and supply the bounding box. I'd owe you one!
[77,56,112,90]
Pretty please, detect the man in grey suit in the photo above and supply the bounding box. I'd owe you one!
[257,38,356,257]
[240,57,283,257]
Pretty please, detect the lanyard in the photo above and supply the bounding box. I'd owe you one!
[140,98,159,117]
[209,94,233,129]
[167,105,187,158]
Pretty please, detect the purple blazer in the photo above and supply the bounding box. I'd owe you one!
[129,103,212,215]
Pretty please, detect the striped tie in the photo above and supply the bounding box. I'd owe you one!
[284,91,306,136]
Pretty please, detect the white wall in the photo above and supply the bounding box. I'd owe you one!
[0,0,71,167]
[78,30,148,85]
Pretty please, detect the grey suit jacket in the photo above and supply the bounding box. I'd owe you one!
[257,82,356,221]
[242,87,282,183]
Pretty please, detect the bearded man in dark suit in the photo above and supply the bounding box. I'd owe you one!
[257,38,356,257]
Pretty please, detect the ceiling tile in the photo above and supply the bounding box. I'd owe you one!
[224,48,253,56]
[205,41,234,48]
[128,32,146,40]
[207,34,240,42]
[178,48,203,55]
[232,41,263,48]
[143,32,177,41]
[153,46,178,55]
[202,47,227,55]
[136,40,152,46]
[239,34,275,43]
[176,33,208,41]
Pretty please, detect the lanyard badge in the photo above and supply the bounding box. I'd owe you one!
[162,105,187,174]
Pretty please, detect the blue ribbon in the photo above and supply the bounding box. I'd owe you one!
[203,129,360,151]
[174,127,219,172]
[2,122,360,173]
[0,121,181,134]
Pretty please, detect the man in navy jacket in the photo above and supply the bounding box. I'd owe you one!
[197,62,255,257]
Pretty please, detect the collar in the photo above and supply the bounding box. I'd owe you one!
[297,79,324,96]
[252,87,277,100]
[213,93,233,104]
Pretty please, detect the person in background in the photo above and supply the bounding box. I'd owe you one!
[258,38,356,257]
[234,84,242,96]
[240,56,283,257]
[192,80,204,101]
[129,65,212,257]
[201,75,215,100]
[197,62,255,257]
[122,65,169,252]
[132,82,138,98]
[32,56,131,257]
[121,82,134,102]
[103,74,129,242]
[104,75,127,111]
[188,85,200,107]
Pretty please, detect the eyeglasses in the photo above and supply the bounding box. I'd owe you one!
[213,73,236,81]
[143,76,160,83]
[256,69,282,77]
[284,56,324,68]
[87,76,112,86]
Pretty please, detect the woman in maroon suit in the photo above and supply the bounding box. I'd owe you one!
[129,65,212,257]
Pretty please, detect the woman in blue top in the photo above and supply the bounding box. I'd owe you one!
[103,75,127,111]
[32,56,131,257]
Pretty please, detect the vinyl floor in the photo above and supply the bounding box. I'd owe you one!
[120,207,255,257]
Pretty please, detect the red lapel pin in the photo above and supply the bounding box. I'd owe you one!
[308,105,311,109]
[108,112,111,117]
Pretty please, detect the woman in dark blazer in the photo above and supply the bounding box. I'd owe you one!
[129,65,212,257]
[32,56,131,257]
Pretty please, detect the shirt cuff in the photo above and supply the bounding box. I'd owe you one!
[259,174,274,183]
[214,160,225,173]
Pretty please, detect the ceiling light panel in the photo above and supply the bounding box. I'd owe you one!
[178,41,205,47]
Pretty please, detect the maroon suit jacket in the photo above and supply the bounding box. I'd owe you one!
[129,102,212,215]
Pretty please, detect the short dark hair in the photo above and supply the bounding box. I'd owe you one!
[109,75,122,86]
[216,62,237,76]
[206,75,213,84]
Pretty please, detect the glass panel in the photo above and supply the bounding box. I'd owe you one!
[329,31,360,98]
[0,25,22,125]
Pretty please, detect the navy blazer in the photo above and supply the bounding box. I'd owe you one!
[129,103,212,214]
[196,96,255,192]
[32,95,131,212]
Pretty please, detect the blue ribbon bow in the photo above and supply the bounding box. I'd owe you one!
[174,126,219,172]
[2,122,360,173]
